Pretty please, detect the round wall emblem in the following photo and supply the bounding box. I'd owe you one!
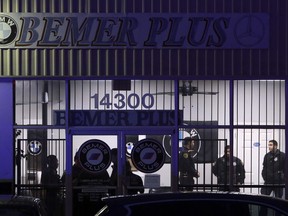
[0,15,18,45]
[162,128,202,159]
[182,128,201,158]
[78,139,111,174]
[131,138,165,173]
[27,140,42,155]
[234,15,265,47]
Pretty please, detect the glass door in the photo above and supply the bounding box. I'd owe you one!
[71,134,117,216]
[120,130,175,195]
[70,128,175,215]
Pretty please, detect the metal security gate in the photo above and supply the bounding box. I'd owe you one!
[12,79,287,216]
[177,138,228,192]
[15,138,66,216]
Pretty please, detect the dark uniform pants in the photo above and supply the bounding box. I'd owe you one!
[261,183,283,198]
[179,173,195,191]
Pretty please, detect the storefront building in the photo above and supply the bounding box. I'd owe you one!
[0,1,287,215]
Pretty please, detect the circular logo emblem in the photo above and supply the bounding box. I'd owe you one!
[162,128,201,159]
[131,138,165,173]
[181,128,201,158]
[0,15,18,45]
[27,140,42,155]
[78,139,111,174]
[234,15,265,47]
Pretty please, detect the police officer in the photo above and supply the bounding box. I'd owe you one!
[41,155,62,216]
[124,161,144,195]
[179,137,200,191]
[261,140,285,198]
[212,145,245,192]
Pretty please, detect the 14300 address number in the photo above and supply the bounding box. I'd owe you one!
[91,93,155,109]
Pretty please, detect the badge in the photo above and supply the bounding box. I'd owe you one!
[183,153,188,159]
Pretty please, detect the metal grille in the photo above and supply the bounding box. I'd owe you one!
[15,80,65,125]
[234,80,285,125]
[178,137,228,191]
[179,80,229,125]
[0,0,287,78]
[233,80,286,196]
[15,137,66,209]
[177,80,286,195]
[16,138,66,183]
[13,78,287,203]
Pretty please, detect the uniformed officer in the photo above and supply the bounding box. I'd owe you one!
[261,140,285,198]
[179,137,200,191]
[41,155,62,216]
[212,145,245,192]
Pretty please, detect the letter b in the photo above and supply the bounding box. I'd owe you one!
[15,17,40,46]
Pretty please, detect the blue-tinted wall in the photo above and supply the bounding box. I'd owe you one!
[0,81,14,193]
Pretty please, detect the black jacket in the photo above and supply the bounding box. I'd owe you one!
[125,171,144,195]
[212,155,245,184]
[179,149,198,178]
[262,149,285,184]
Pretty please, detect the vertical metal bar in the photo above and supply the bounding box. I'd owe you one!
[16,139,21,194]
[229,80,234,191]
[172,79,179,192]
[196,80,199,122]
[257,80,261,194]
[263,80,268,194]
[248,81,253,193]
[273,81,276,127]
[155,80,158,110]
[73,80,76,110]
[43,81,48,125]
[28,80,31,125]
[118,131,125,194]
[65,80,72,216]
[285,80,288,199]
[21,81,25,125]
[86,80,90,109]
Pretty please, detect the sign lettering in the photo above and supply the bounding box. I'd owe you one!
[0,13,269,48]
[54,110,183,126]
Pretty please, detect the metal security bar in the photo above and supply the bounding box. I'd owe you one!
[15,138,66,215]
[179,80,229,125]
[233,80,286,197]
[15,80,65,126]
[178,137,227,192]
[13,79,286,200]
[16,138,66,186]
[0,1,287,78]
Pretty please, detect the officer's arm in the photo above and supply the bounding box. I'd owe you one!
[261,155,267,180]
[237,160,245,183]
[212,161,218,176]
